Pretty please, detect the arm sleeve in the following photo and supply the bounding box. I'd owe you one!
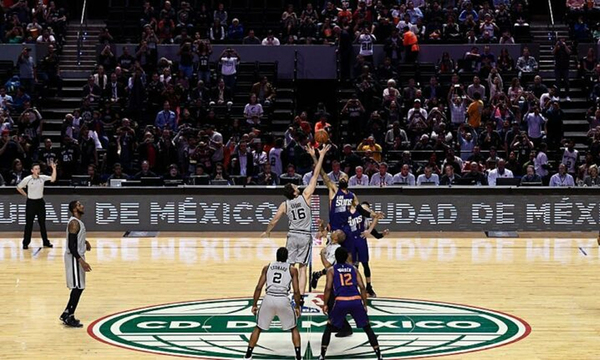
[357,204,371,218]
[68,232,81,260]
[370,228,384,239]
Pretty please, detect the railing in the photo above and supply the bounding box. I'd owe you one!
[548,0,555,27]
[76,0,89,66]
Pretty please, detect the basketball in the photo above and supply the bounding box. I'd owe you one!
[315,129,329,144]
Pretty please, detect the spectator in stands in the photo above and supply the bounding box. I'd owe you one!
[467,92,484,130]
[93,65,108,92]
[227,18,244,42]
[257,162,279,185]
[487,158,514,186]
[534,142,550,183]
[520,165,542,185]
[262,31,281,46]
[214,3,228,25]
[358,136,383,162]
[176,1,194,31]
[17,47,34,93]
[583,165,600,186]
[393,164,416,185]
[219,48,239,92]
[117,46,135,73]
[416,166,439,185]
[553,37,572,102]
[462,161,488,185]
[516,47,537,79]
[38,44,62,97]
[527,75,548,99]
[402,26,419,63]
[243,29,261,44]
[12,87,30,114]
[440,164,461,185]
[251,77,276,107]
[134,160,158,180]
[543,100,564,150]
[210,78,233,109]
[369,162,394,186]
[155,101,177,131]
[327,160,346,183]
[281,163,303,183]
[209,19,226,43]
[348,165,369,186]
[107,163,129,182]
[549,163,575,187]
[230,140,253,183]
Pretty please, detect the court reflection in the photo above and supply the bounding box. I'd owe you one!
[0,237,597,264]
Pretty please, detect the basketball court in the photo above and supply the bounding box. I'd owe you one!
[1,231,598,359]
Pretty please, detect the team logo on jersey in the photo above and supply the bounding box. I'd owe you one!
[89,294,530,359]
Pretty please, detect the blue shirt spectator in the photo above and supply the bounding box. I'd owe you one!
[155,101,178,131]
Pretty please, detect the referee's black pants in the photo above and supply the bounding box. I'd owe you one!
[23,198,50,246]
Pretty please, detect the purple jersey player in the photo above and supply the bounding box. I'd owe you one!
[319,247,383,360]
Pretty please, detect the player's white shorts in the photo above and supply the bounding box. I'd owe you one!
[286,230,312,265]
[65,253,86,289]
[257,295,297,331]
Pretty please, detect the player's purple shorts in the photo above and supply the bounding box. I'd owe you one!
[330,298,368,329]
[353,236,369,262]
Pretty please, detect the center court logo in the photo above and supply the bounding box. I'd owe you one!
[88,294,530,359]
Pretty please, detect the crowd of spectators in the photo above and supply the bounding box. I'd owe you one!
[3,0,600,188]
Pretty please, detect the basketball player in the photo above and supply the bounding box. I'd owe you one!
[17,161,57,249]
[310,227,346,290]
[319,247,383,360]
[245,247,302,360]
[60,200,92,328]
[349,201,382,298]
[262,144,330,294]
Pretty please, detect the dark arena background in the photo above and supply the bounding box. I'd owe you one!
[1,1,599,359]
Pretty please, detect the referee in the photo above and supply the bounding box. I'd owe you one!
[17,161,57,249]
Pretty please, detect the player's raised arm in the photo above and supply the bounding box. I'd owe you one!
[251,265,268,315]
[261,202,286,238]
[320,248,333,268]
[290,266,302,316]
[309,144,337,199]
[303,144,330,201]
[361,215,380,239]
[322,267,334,314]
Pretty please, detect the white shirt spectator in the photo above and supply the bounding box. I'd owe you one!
[539,92,558,108]
[525,112,545,139]
[369,172,394,186]
[302,171,322,185]
[393,172,416,185]
[416,173,440,185]
[220,56,239,75]
[328,171,347,183]
[450,101,466,125]
[262,36,280,46]
[358,33,376,56]
[487,168,514,186]
[244,103,264,123]
[549,173,575,187]
[534,151,549,177]
[349,173,370,186]
[407,107,428,123]
[562,148,579,174]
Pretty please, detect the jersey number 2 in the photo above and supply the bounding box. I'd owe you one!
[273,272,282,284]
[339,273,353,286]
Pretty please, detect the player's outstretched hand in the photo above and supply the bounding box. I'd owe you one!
[360,230,369,239]
[382,229,390,237]
[321,144,332,154]
[306,143,315,156]
[85,241,92,251]
[260,232,269,238]
[252,306,258,315]
[374,211,385,219]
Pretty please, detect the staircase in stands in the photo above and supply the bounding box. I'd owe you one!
[530,21,589,160]
[40,20,105,147]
